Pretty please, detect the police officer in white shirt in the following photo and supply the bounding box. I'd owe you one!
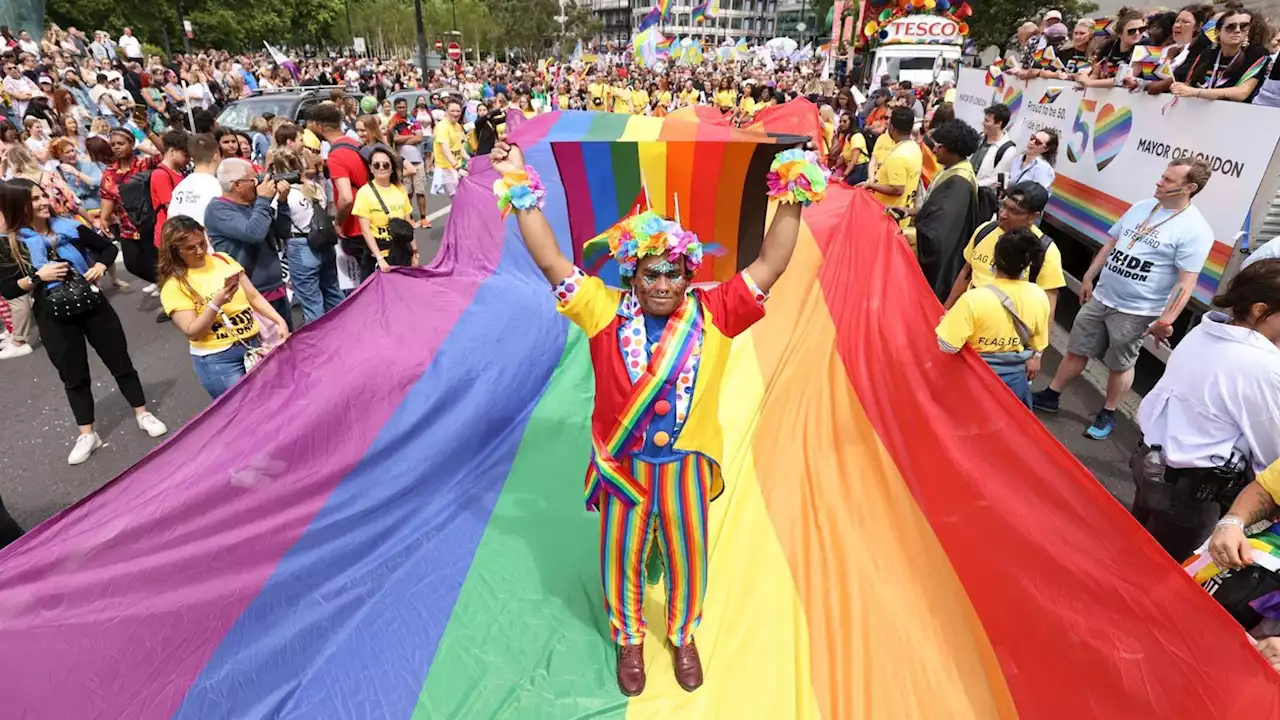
[1132,260,1280,559]
[1033,157,1216,441]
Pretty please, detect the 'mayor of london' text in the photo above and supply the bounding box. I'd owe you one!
[1135,138,1245,178]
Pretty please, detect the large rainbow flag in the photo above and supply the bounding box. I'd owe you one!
[0,108,1278,718]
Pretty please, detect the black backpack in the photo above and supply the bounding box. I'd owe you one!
[119,170,157,237]
[974,140,1016,221]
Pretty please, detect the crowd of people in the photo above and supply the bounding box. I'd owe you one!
[3,3,1280,674]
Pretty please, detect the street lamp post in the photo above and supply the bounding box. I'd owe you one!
[413,0,429,74]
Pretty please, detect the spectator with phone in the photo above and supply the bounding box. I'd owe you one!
[158,215,290,398]
[204,158,293,330]
[0,179,168,466]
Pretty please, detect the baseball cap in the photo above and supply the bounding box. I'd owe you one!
[37,75,52,85]
[1044,24,1069,41]
[1007,181,1050,213]
[1043,10,1063,22]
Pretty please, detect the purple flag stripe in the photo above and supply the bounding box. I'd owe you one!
[0,168,503,719]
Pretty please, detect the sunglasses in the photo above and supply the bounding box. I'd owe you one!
[1125,25,1147,35]
[1028,136,1046,146]
[1222,22,1251,33]
[370,162,392,170]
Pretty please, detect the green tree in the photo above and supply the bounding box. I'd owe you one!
[965,0,1098,51]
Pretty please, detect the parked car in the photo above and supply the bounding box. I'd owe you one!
[215,86,363,131]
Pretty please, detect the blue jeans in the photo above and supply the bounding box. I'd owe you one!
[982,351,1034,408]
[192,339,258,399]
[285,237,344,326]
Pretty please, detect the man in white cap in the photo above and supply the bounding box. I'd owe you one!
[1037,11,1065,49]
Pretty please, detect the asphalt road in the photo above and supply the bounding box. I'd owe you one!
[0,201,448,529]
[0,202,1142,531]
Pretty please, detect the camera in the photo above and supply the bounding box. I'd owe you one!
[258,171,302,185]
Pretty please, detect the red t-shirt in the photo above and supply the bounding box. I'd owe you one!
[327,138,368,238]
[149,164,184,247]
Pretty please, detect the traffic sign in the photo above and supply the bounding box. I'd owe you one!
[446,42,462,61]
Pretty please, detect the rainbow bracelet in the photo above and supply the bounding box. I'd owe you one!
[766,149,830,207]
[493,165,547,219]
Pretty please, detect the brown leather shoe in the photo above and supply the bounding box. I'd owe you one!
[672,639,703,692]
[617,643,646,696]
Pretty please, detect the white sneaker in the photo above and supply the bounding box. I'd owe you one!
[68,432,102,465]
[136,412,168,438]
[141,283,158,294]
[0,342,33,359]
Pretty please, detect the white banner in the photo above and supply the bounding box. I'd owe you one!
[955,67,1280,302]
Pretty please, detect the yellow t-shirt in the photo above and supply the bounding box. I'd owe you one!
[963,222,1067,291]
[1258,460,1280,502]
[557,93,570,109]
[715,89,737,109]
[936,277,1050,354]
[871,132,895,166]
[848,133,869,165]
[738,95,757,116]
[352,182,412,257]
[160,253,259,353]
[611,88,631,113]
[872,138,923,209]
[679,88,700,106]
[630,89,650,114]
[587,82,610,110]
[432,119,464,170]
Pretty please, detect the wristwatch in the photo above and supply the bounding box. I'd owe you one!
[26,271,42,287]
[1031,351,1044,360]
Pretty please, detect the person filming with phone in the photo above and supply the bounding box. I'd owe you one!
[203,158,294,331]
[158,216,290,399]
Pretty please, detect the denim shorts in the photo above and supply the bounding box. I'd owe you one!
[191,338,259,399]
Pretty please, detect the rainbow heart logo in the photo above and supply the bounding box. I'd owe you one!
[1092,104,1133,171]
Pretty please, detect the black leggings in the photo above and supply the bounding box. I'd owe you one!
[119,237,157,284]
[37,301,146,426]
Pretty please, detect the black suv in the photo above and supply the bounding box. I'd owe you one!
[215,86,363,131]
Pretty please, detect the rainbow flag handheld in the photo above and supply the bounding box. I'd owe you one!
[1202,17,1218,44]
[691,0,711,23]
[0,105,1277,719]
[1092,17,1114,37]
[638,6,661,31]
[657,0,674,22]
[1033,45,1064,71]
[1129,45,1163,81]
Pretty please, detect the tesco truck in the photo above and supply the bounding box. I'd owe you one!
[868,16,965,88]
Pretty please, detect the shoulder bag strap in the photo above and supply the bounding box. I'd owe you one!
[984,284,1033,349]
[369,182,390,215]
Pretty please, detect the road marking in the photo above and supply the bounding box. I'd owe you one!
[425,204,452,222]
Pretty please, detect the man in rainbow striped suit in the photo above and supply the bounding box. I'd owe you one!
[491,141,824,696]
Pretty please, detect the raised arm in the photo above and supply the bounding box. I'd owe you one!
[745,203,802,293]
[491,142,574,285]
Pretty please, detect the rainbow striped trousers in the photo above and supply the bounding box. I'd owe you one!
[599,453,712,647]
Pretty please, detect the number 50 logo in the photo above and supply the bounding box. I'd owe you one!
[1066,100,1135,171]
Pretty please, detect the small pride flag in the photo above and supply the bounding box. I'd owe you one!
[1129,46,1163,80]
[1039,87,1063,104]
[691,0,711,23]
[1092,17,1113,37]
[1033,45,1064,71]
[1202,17,1218,43]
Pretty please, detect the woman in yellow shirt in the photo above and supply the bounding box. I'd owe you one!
[353,147,414,274]
[629,83,650,115]
[714,78,737,113]
[611,80,631,113]
[651,79,672,116]
[158,216,290,398]
[935,228,1050,407]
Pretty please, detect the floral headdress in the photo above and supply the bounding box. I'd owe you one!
[600,210,704,278]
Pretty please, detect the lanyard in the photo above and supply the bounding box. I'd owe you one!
[1128,203,1188,249]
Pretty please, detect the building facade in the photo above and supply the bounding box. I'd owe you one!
[625,0,778,43]
[774,0,819,46]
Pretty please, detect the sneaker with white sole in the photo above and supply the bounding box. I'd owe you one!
[141,283,158,294]
[136,412,168,438]
[68,432,102,465]
[0,342,33,359]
